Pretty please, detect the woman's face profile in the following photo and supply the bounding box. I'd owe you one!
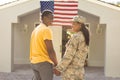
[72,22,81,32]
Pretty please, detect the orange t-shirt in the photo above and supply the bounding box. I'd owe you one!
[30,23,53,64]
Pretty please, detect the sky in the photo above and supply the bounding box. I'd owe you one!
[0,0,120,5]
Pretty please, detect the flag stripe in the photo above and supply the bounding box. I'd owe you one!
[54,7,78,11]
[54,12,77,15]
[54,15,75,18]
[55,0,78,1]
[53,1,78,26]
[54,8,77,11]
[54,16,73,19]
[53,22,72,26]
[54,0,78,5]
[54,4,77,7]
[54,7,78,10]
[54,20,72,22]
[54,18,73,21]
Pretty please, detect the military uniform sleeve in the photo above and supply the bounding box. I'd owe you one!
[56,35,79,72]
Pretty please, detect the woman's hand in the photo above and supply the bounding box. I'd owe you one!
[53,68,61,76]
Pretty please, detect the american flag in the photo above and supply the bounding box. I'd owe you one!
[40,0,78,26]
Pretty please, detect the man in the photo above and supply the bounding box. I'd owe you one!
[30,10,58,80]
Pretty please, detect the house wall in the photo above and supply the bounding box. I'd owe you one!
[0,0,40,72]
[78,0,120,78]
[0,15,12,72]
[0,0,120,78]
[13,9,106,67]
[79,10,105,67]
[13,10,40,64]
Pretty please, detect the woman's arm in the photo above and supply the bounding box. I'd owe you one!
[56,36,79,72]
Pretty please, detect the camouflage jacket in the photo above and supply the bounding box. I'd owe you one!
[56,31,89,80]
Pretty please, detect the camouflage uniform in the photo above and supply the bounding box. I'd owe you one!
[56,31,89,80]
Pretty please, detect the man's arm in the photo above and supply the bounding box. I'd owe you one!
[44,40,58,66]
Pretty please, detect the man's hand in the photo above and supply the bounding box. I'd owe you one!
[53,68,61,76]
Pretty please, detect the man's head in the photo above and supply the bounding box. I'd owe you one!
[41,10,53,26]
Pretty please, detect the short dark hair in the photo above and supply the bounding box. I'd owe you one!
[41,10,53,19]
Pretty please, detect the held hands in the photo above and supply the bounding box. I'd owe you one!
[53,68,61,76]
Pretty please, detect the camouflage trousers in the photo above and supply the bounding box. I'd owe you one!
[61,68,85,80]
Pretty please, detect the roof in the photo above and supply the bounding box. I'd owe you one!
[0,0,29,10]
[0,0,19,6]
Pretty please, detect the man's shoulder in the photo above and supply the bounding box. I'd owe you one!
[39,23,50,29]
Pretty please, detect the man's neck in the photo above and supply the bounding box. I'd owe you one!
[42,22,48,27]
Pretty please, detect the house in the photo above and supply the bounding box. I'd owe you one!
[0,0,120,78]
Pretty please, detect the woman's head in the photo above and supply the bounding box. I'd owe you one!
[72,15,90,46]
[41,10,53,26]
[72,15,85,32]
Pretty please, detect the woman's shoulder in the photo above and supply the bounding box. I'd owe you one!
[70,32,84,44]
[73,31,84,39]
